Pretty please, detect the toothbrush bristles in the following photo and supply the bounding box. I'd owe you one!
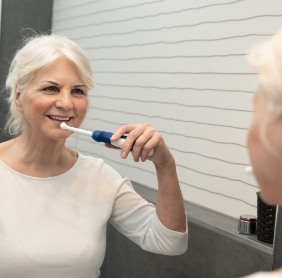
[60,122,67,129]
[60,122,92,136]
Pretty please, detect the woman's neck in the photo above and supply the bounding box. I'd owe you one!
[0,134,77,177]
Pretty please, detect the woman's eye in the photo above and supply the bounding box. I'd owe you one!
[72,88,85,96]
[43,86,59,93]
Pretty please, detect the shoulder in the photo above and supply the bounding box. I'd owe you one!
[75,152,132,195]
[77,152,105,169]
[77,152,123,179]
[0,138,13,148]
[0,138,16,160]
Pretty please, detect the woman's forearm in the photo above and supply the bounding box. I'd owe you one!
[155,159,187,232]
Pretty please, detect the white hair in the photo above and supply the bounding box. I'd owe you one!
[248,29,282,118]
[248,28,282,157]
[5,33,95,135]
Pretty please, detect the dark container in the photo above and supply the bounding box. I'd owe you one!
[257,192,277,244]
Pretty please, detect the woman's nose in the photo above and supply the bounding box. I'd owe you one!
[55,92,74,110]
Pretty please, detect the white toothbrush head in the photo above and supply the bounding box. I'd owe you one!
[60,122,92,136]
[60,122,68,130]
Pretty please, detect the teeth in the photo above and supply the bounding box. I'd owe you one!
[49,116,71,121]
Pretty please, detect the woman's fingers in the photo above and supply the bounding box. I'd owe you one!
[137,128,159,162]
[110,124,159,161]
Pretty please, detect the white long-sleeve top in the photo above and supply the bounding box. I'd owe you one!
[0,152,188,278]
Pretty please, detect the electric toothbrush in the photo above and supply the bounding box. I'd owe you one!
[60,122,154,156]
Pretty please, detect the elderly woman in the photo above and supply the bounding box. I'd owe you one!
[243,29,282,277]
[0,34,187,277]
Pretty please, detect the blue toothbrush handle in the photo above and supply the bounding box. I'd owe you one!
[92,131,127,148]
[92,130,153,156]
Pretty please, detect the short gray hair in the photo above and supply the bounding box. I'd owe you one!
[5,33,95,135]
[248,28,282,157]
[248,28,282,118]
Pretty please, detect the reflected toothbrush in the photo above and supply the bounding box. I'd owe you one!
[60,122,153,155]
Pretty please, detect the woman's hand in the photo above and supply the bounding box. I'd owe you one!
[109,123,187,233]
[108,123,174,167]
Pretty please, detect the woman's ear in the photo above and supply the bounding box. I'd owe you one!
[15,90,23,112]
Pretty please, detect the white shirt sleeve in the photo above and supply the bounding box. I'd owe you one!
[109,176,188,255]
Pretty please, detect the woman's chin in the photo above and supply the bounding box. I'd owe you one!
[46,130,71,141]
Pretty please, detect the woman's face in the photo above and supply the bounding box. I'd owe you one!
[247,87,282,204]
[16,57,89,141]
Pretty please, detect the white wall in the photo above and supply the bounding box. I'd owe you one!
[52,0,282,219]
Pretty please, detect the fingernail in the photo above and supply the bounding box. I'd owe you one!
[121,151,127,159]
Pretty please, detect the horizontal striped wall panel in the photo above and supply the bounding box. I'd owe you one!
[52,0,282,218]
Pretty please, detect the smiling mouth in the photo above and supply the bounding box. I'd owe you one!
[47,115,72,122]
